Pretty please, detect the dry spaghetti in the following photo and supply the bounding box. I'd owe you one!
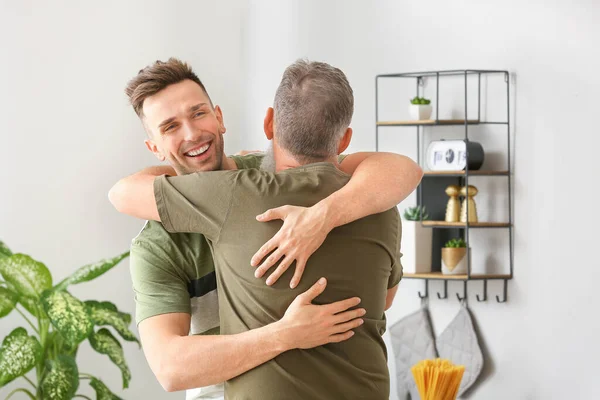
[411,358,465,400]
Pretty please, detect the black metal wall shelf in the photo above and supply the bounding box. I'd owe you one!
[423,170,509,177]
[375,69,513,303]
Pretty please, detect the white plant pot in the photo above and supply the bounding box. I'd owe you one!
[401,221,433,274]
[441,247,470,275]
[409,104,433,120]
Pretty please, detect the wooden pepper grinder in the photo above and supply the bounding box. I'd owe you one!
[460,185,478,223]
[445,185,460,222]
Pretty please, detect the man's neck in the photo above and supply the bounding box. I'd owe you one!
[276,156,338,172]
[273,143,338,172]
[222,155,238,170]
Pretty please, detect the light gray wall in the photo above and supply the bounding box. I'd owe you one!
[0,1,246,398]
[239,0,600,399]
[2,1,599,399]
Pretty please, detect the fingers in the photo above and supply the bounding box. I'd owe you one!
[289,258,307,289]
[256,206,288,222]
[324,297,362,314]
[328,330,355,344]
[333,308,366,325]
[265,256,294,286]
[332,318,364,335]
[254,248,284,278]
[297,277,327,303]
[251,238,277,267]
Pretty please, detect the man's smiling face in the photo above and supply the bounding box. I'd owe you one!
[142,79,226,175]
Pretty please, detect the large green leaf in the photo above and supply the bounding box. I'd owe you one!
[18,295,40,318]
[89,328,131,389]
[47,331,78,357]
[40,355,79,400]
[0,254,52,298]
[0,287,18,318]
[0,241,12,258]
[54,251,129,291]
[89,377,124,400]
[41,290,93,344]
[85,301,139,345]
[0,327,42,387]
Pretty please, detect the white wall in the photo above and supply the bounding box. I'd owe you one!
[240,0,600,399]
[2,1,599,399]
[0,1,246,398]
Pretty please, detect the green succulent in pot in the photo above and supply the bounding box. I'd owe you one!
[444,238,467,248]
[403,205,430,221]
[441,238,469,275]
[410,96,431,105]
[0,240,134,400]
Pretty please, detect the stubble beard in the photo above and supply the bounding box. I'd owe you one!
[172,141,225,176]
[260,143,276,173]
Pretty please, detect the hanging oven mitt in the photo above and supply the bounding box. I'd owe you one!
[389,307,437,400]
[436,303,484,396]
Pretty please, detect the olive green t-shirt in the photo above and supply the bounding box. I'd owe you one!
[154,163,402,400]
[129,154,263,331]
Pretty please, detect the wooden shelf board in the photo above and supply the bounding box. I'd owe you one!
[403,272,511,280]
[423,170,509,176]
[377,119,480,126]
[421,221,510,228]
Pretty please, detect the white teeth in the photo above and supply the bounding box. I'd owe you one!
[186,144,210,156]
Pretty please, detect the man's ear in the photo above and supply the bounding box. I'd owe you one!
[214,105,226,135]
[337,127,353,154]
[145,139,166,161]
[263,107,274,140]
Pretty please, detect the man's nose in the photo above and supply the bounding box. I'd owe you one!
[182,121,198,141]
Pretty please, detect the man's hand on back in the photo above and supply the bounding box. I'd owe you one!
[251,204,333,288]
[275,277,365,350]
[138,277,364,391]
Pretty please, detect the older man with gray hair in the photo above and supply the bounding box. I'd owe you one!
[112,59,419,399]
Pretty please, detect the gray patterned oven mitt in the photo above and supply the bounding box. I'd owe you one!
[390,304,484,399]
[389,307,437,400]
[436,304,483,397]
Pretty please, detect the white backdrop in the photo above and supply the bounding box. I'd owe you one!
[1,1,599,399]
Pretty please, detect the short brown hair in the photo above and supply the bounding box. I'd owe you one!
[125,58,211,118]
[273,59,353,162]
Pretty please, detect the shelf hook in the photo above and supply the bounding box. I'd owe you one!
[456,281,468,302]
[436,280,448,299]
[418,280,429,299]
[496,279,508,303]
[476,280,488,302]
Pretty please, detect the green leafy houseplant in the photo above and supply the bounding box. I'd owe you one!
[403,206,430,221]
[410,96,431,105]
[0,240,135,400]
[444,238,467,248]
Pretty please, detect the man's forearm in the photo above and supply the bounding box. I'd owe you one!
[108,166,173,220]
[158,321,289,391]
[323,153,423,229]
[147,278,361,391]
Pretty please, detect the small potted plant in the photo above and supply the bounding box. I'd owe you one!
[401,206,432,274]
[441,238,469,275]
[409,96,432,120]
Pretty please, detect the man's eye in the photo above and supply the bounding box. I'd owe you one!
[164,125,175,132]
[194,112,204,117]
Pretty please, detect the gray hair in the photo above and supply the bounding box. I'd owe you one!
[273,59,354,162]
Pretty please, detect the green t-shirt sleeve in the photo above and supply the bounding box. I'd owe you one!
[388,210,403,289]
[154,171,237,240]
[229,153,265,169]
[337,154,348,164]
[130,239,191,325]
